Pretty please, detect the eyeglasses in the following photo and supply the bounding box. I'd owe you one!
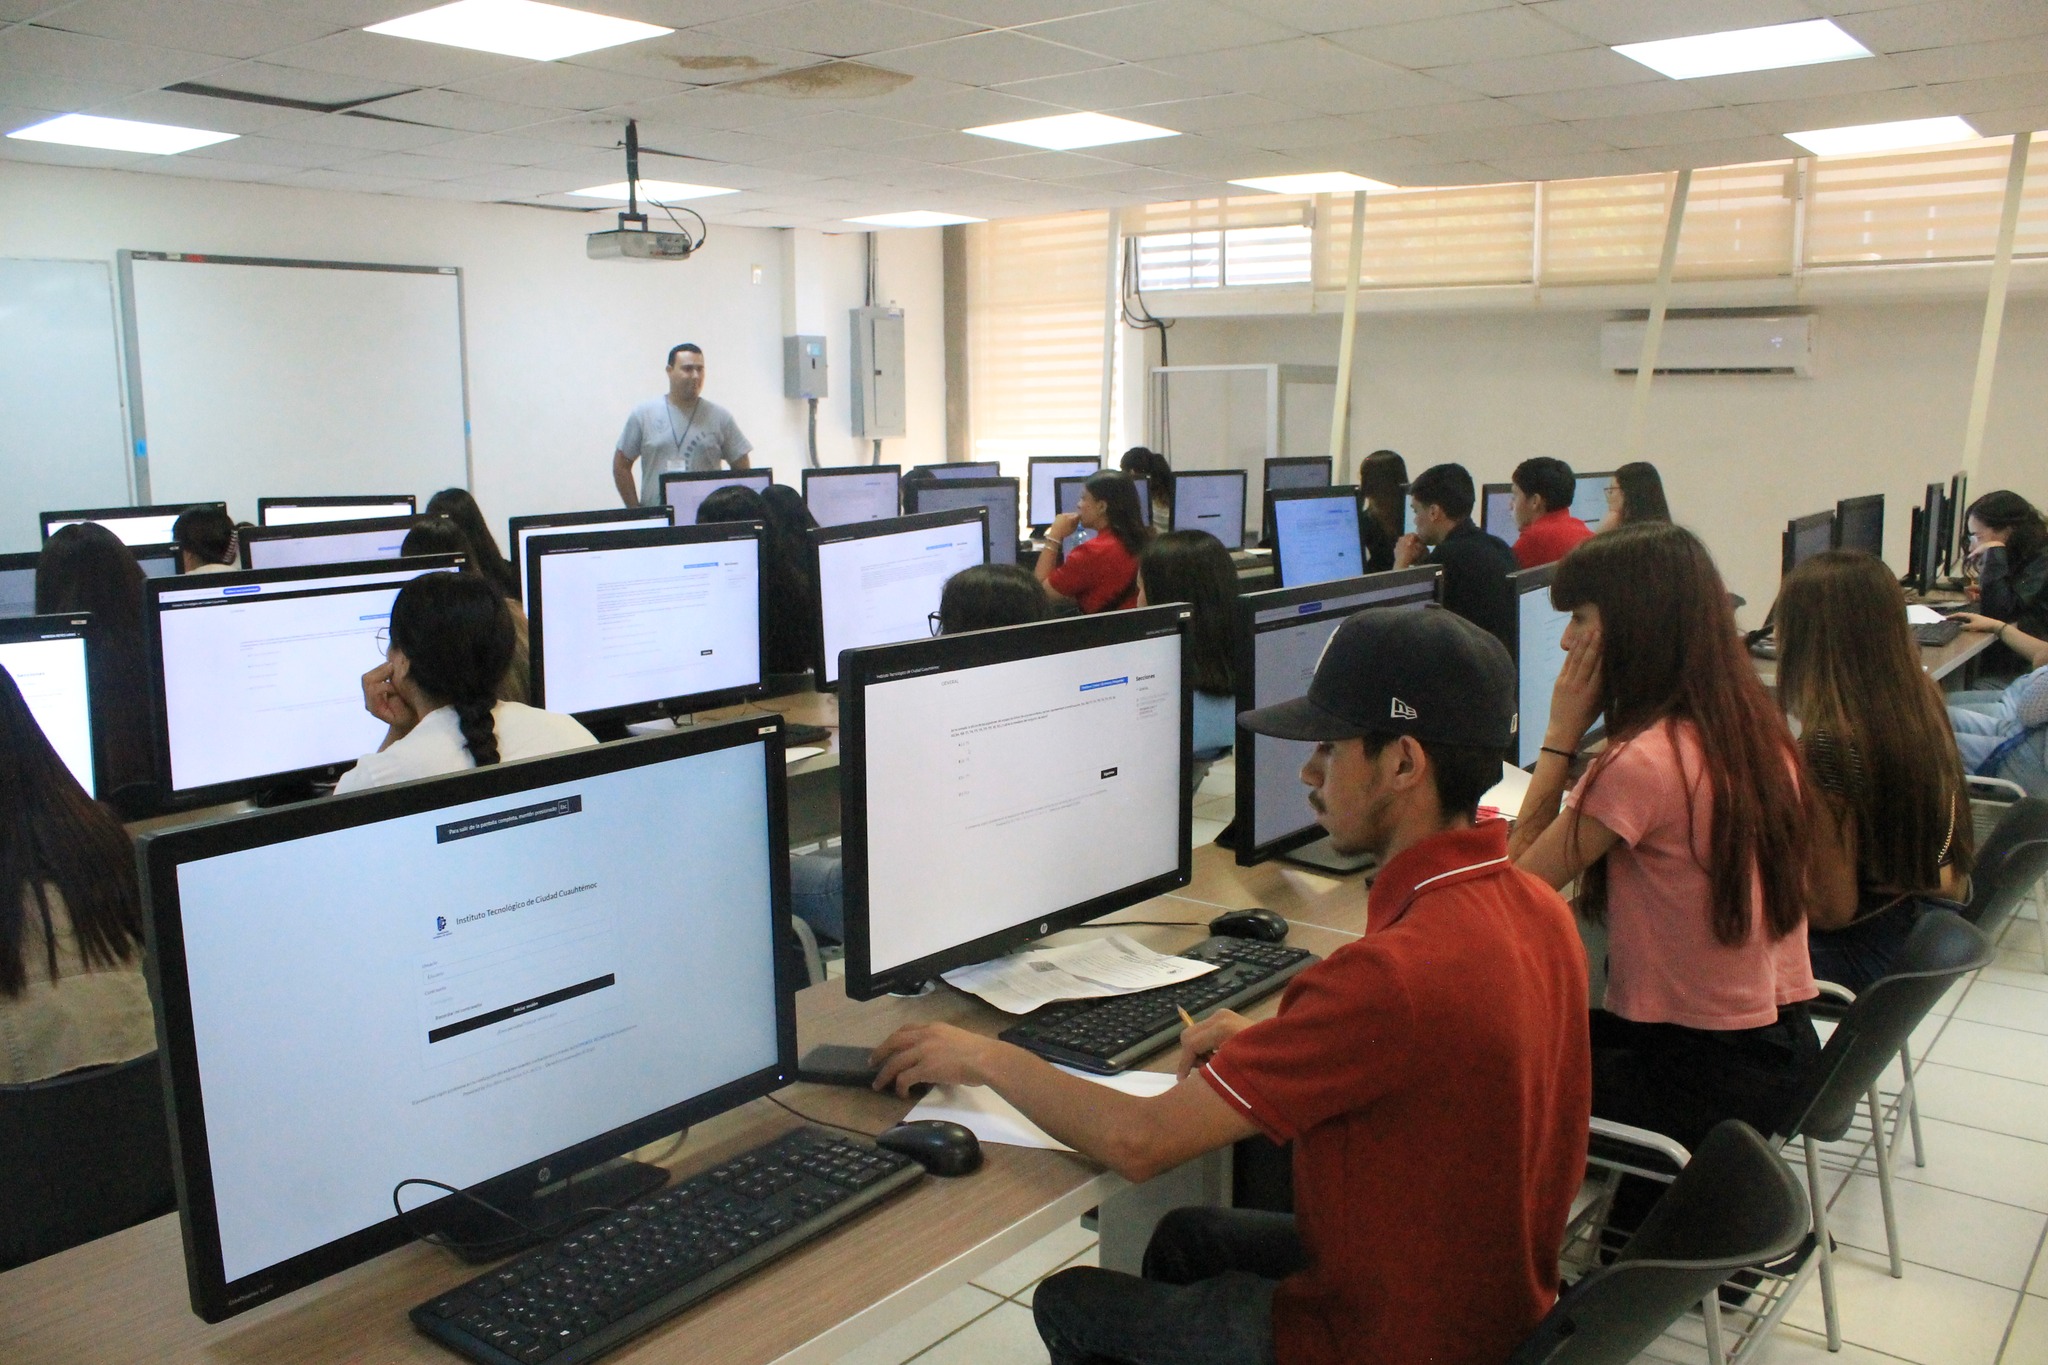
[374,626,390,656]
[927,611,943,637]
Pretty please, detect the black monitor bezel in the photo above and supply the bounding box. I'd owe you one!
[658,468,774,525]
[239,514,420,571]
[808,506,991,688]
[1831,493,1885,557]
[1780,510,1836,579]
[41,502,228,558]
[902,476,1019,563]
[839,605,1194,1000]
[527,521,767,726]
[1260,456,1332,491]
[1026,457,1101,528]
[1945,472,1969,575]
[1480,482,1515,541]
[1053,474,1151,529]
[1231,568,1440,866]
[1268,484,1365,589]
[1918,482,1946,591]
[137,717,798,1324]
[505,506,676,597]
[0,610,104,797]
[1167,470,1248,551]
[145,555,466,805]
[256,495,417,526]
[911,461,1001,482]
[801,464,902,527]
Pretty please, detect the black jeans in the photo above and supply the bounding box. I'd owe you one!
[1033,1207,1307,1365]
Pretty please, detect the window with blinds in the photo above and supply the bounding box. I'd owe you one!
[1315,181,1538,288]
[1539,163,1796,284]
[1805,136,2048,266]
[965,210,1115,466]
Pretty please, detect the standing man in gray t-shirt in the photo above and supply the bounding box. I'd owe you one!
[613,343,755,508]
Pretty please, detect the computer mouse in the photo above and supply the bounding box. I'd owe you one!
[875,1120,983,1177]
[1208,908,1290,943]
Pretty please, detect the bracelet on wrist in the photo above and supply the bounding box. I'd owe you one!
[1540,745,1576,762]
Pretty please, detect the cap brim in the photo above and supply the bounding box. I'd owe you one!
[1235,694,1372,743]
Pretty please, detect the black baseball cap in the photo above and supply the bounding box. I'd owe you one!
[1237,603,1515,748]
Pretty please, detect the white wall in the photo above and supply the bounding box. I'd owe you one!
[1159,293,2048,620]
[0,160,944,540]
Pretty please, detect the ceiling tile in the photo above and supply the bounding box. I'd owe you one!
[1148,36,1398,93]
[745,110,931,147]
[1433,45,1658,96]
[1505,78,1719,120]
[1729,85,1942,131]
[1566,105,1773,147]
[1485,146,1661,179]
[894,0,1150,26]
[883,127,1032,161]
[0,21,233,87]
[1678,51,1915,102]
[872,84,1069,129]
[174,57,410,104]
[277,166,428,193]
[1361,96,1548,135]
[1328,8,1593,69]
[1921,72,2048,114]
[1658,133,1804,167]
[953,148,1140,180]
[557,33,814,84]
[625,125,811,167]
[1213,0,1510,37]
[179,132,361,166]
[265,29,526,87]
[123,153,294,181]
[1965,103,2048,134]
[1836,0,2048,53]
[276,110,468,149]
[992,62,1221,109]
[0,68,151,111]
[423,130,604,164]
[33,0,347,60]
[0,137,154,168]
[1526,0,1824,46]
[83,88,324,132]
[870,30,1116,84]
[362,88,559,133]
[1286,67,1487,115]
[1234,114,1393,153]
[1890,32,2048,83]
[439,165,587,195]
[444,63,690,112]
[1379,159,1523,184]
[1020,2,1294,62]
[343,149,507,181]
[1097,93,1304,133]
[695,1,982,59]
[1420,118,1607,159]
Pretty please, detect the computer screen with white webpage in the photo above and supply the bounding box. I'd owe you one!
[917,461,1000,481]
[803,466,901,528]
[43,503,227,549]
[139,721,792,1321]
[0,553,40,618]
[661,470,772,527]
[138,554,180,579]
[1263,458,1331,491]
[1233,570,1439,864]
[528,524,762,724]
[508,507,674,606]
[241,516,415,571]
[840,606,1192,999]
[903,478,1019,564]
[0,614,97,796]
[1481,484,1515,542]
[1512,565,1569,770]
[149,558,463,801]
[1170,471,1247,551]
[1028,458,1099,527]
[812,508,988,687]
[1570,471,1613,531]
[259,497,416,526]
[1271,487,1364,588]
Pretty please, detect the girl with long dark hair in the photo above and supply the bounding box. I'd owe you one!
[1137,531,1240,754]
[401,516,531,702]
[1119,446,1174,528]
[1037,470,1151,613]
[35,523,154,800]
[1597,462,1671,532]
[1965,489,2048,677]
[424,488,519,601]
[1357,449,1408,572]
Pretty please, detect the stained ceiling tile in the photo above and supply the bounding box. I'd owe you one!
[1020,2,1295,63]
[1328,8,1594,70]
[557,34,814,85]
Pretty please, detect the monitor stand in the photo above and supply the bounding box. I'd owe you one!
[253,779,325,808]
[430,1157,669,1264]
[1282,835,1376,875]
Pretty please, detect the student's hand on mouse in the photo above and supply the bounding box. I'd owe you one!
[1546,621,1604,751]
[871,1024,1003,1097]
[361,662,418,733]
[1176,1009,1251,1081]
[1392,533,1423,569]
[1952,612,2003,633]
[1046,512,1081,544]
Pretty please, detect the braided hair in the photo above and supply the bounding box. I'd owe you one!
[388,572,515,767]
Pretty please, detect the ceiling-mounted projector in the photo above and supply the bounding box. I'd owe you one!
[587,120,705,263]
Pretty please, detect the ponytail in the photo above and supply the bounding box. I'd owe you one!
[452,697,501,767]
[387,573,515,768]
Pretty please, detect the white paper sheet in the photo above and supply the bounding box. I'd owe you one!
[906,1067,1183,1151]
[784,745,826,764]
[940,933,1219,1014]
[1905,604,1945,625]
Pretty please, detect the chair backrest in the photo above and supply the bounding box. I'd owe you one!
[1780,910,1993,1144]
[0,1052,176,1271]
[1508,1121,1808,1365]
[1964,797,2048,938]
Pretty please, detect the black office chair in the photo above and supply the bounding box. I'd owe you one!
[0,1052,177,1271]
[1961,796,2048,967]
[1511,1122,1807,1365]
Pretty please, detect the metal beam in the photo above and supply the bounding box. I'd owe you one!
[1625,167,1692,458]
[1327,190,1368,479]
[1961,131,2032,480]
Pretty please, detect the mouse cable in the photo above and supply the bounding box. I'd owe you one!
[767,1092,886,1140]
[391,1178,624,1259]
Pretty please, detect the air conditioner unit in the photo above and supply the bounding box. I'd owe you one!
[1601,314,1814,376]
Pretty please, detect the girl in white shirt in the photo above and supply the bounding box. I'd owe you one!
[335,572,594,794]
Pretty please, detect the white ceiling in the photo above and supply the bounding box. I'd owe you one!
[2,0,2045,228]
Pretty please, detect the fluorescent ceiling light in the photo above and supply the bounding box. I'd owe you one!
[964,112,1177,151]
[7,112,237,155]
[1786,116,1980,156]
[366,0,671,61]
[846,211,986,227]
[569,180,737,201]
[1614,19,1870,80]
[1230,172,1398,194]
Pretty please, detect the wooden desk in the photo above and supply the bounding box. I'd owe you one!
[0,848,1364,1365]
[1752,628,1995,689]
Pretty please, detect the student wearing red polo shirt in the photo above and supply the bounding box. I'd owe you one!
[871,607,1591,1365]
[1037,470,1152,613]
[1509,457,1594,569]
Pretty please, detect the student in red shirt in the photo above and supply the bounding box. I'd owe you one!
[871,607,1591,1365]
[1037,470,1152,613]
[1509,457,1594,569]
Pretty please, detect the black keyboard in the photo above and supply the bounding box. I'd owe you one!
[1000,936,1319,1075]
[412,1128,921,1365]
[1913,618,1963,647]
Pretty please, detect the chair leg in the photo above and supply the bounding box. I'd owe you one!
[1896,1040,1927,1169]
[2034,885,2048,973]
[1702,1290,1728,1365]
[1869,1089,1903,1278]
[1805,1136,1841,1352]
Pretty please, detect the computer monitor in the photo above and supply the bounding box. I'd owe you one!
[1509,564,1578,770]
[1569,470,1613,531]
[1166,471,1245,551]
[506,506,675,604]
[137,718,795,1323]
[1232,569,1440,865]
[661,469,774,527]
[1262,457,1331,492]
[146,557,464,803]
[1781,511,1835,579]
[1917,481,1947,591]
[902,477,1020,564]
[1027,457,1100,528]
[912,461,1001,481]
[138,553,180,579]
[1946,471,1970,574]
[41,503,226,551]
[258,496,417,526]
[803,465,901,528]
[527,522,763,728]
[811,508,989,688]
[839,606,1192,1000]
[1055,474,1151,526]
[0,551,41,619]
[0,612,99,797]
[1481,483,1516,542]
[1934,475,1963,579]
[240,515,416,571]
[1270,486,1365,588]
[1832,494,1884,558]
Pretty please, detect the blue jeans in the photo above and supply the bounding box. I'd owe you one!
[1808,897,1959,995]
[1033,1207,1299,1365]
[789,850,843,943]
[1950,688,2048,795]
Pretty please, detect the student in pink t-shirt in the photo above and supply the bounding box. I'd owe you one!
[1510,523,1819,1169]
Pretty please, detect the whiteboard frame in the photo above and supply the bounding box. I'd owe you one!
[115,250,474,504]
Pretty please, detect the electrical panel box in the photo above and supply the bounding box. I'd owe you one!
[849,306,906,439]
[784,335,827,399]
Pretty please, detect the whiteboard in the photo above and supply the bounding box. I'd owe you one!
[121,253,470,521]
[0,259,133,552]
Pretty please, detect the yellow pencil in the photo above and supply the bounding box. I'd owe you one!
[1176,1006,1197,1030]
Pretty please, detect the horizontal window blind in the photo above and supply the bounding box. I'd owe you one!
[1806,136,2048,265]
[1120,196,1313,235]
[966,210,1114,467]
[1676,161,1797,279]
[1316,181,1537,287]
